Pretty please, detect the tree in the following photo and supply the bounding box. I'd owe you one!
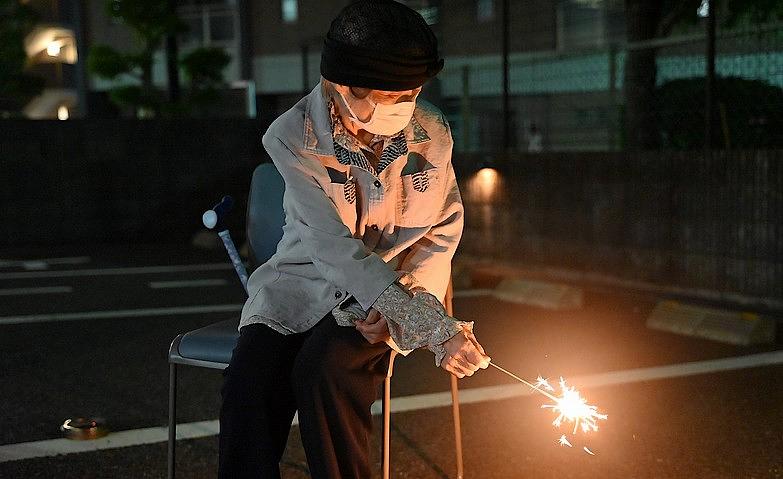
[657,76,783,148]
[87,0,230,117]
[623,0,783,150]
[0,0,44,117]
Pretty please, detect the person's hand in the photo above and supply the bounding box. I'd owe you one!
[441,329,491,378]
[355,308,390,344]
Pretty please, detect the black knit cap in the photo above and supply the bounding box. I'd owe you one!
[320,0,444,91]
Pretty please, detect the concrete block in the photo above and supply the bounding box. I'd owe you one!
[492,278,584,310]
[646,300,776,345]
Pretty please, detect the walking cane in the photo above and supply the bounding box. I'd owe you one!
[203,196,249,293]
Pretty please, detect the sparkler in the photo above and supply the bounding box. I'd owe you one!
[558,435,573,447]
[488,362,607,435]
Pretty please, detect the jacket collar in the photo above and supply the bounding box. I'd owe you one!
[302,82,431,156]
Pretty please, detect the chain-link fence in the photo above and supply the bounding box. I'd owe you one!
[436,20,783,153]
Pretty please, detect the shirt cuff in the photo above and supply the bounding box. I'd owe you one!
[372,282,472,367]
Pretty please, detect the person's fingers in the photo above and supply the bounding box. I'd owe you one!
[363,317,388,334]
[460,340,491,372]
[462,347,485,371]
[441,360,466,379]
[466,331,486,355]
[466,332,491,368]
[452,350,477,375]
[355,318,389,344]
[364,308,382,325]
[448,356,474,377]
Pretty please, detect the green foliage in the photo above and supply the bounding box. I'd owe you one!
[87,0,228,117]
[0,0,44,115]
[106,0,186,46]
[656,76,783,148]
[724,0,783,27]
[181,47,231,86]
[179,47,231,112]
[87,44,135,79]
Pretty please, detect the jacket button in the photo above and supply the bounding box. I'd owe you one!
[335,291,342,299]
[373,180,382,188]
[371,224,379,231]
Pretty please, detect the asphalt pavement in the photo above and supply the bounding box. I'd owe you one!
[0,244,781,478]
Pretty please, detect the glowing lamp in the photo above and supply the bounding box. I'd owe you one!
[25,25,78,64]
[47,40,63,57]
[468,166,501,202]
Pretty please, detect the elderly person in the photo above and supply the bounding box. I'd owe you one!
[218,1,491,478]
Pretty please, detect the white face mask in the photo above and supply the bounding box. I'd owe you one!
[335,88,418,136]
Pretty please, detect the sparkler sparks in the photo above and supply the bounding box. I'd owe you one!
[541,377,608,434]
[583,446,596,456]
[535,375,555,392]
[558,435,573,447]
[488,363,607,436]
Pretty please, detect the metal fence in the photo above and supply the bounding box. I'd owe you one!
[438,23,783,153]
[455,149,783,306]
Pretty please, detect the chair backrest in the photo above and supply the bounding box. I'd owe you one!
[245,162,286,267]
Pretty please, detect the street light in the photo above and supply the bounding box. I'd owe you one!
[46,40,63,57]
[25,25,78,64]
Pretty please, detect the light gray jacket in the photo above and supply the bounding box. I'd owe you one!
[240,83,464,334]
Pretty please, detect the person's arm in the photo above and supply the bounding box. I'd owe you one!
[263,132,398,309]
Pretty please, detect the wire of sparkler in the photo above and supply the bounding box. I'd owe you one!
[488,362,559,401]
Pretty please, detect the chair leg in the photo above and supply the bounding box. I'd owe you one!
[445,279,464,478]
[450,374,464,479]
[168,362,177,479]
[382,350,398,479]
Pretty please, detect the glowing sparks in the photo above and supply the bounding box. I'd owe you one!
[488,363,607,441]
[558,435,573,447]
[583,446,596,456]
[542,377,608,434]
[535,375,555,392]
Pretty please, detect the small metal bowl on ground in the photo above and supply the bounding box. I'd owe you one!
[61,418,110,440]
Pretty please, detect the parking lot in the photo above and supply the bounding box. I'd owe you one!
[1,244,781,478]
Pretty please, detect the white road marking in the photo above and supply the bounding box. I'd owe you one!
[148,279,229,289]
[0,263,233,280]
[0,256,90,269]
[452,288,494,298]
[1,350,781,463]
[0,286,74,296]
[0,304,242,326]
[0,289,493,325]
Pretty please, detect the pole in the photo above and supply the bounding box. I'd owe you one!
[705,0,716,155]
[301,44,310,96]
[607,43,618,151]
[460,65,471,152]
[165,0,181,103]
[445,282,464,479]
[72,0,89,117]
[502,0,511,151]
[237,0,254,81]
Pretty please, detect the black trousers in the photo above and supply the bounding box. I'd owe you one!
[218,314,391,479]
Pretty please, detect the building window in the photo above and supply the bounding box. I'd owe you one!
[178,2,237,46]
[209,13,235,41]
[282,0,298,24]
[477,0,494,22]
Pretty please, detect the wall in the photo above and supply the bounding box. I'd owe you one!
[455,151,783,303]
[1,119,268,245]
[2,122,780,303]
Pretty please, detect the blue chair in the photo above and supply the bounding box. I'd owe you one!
[167,162,464,479]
